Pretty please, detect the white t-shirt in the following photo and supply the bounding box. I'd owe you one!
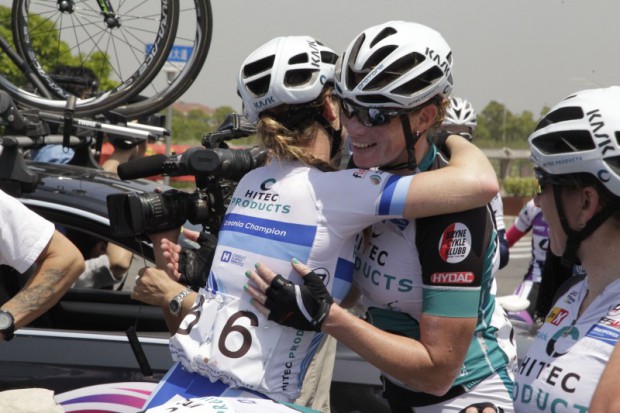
[0,189,55,273]
[169,161,414,402]
[513,277,620,412]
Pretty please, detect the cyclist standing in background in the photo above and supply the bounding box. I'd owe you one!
[133,31,499,412]
[505,198,549,324]
[438,96,509,269]
[247,21,516,413]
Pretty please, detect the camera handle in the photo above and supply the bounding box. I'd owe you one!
[194,174,229,235]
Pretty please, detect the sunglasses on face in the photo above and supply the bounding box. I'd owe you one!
[340,100,414,127]
[534,168,574,195]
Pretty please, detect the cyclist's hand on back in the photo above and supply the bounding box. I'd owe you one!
[246,259,333,331]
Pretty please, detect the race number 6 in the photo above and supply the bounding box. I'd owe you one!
[218,310,259,358]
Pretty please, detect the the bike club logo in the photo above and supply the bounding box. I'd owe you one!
[438,222,472,263]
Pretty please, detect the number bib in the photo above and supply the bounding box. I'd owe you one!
[170,290,279,391]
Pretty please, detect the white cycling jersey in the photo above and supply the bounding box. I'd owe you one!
[513,277,620,412]
[169,160,414,402]
[354,148,516,411]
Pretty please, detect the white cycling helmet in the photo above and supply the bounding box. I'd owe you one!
[237,36,338,123]
[529,86,620,197]
[444,96,477,131]
[334,21,453,109]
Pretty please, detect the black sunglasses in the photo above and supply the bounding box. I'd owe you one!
[340,99,414,127]
[534,168,575,195]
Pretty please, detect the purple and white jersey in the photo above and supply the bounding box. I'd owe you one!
[513,199,549,282]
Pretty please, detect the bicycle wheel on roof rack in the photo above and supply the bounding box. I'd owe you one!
[113,0,213,121]
[9,0,179,116]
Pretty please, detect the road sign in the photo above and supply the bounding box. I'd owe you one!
[146,44,193,63]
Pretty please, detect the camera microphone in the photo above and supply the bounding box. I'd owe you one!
[117,154,168,180]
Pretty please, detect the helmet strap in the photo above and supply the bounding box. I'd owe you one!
[379,115,422,171]
[401,115,421,171]
[553,185,618,268]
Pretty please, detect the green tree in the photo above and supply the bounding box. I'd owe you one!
[169,105,259,147]
[475,101,542,149]
[0,6,115,90]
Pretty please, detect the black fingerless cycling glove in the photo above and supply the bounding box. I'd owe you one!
[178,231,218,291]
[265,272,333,331]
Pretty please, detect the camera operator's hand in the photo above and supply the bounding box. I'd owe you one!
[132,266,183,308]
[157,228,216,291]
[149,229,182,280]
[246,260,333,331]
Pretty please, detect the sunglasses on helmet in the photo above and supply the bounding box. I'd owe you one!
[340,99,414,127]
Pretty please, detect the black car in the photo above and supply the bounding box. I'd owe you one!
[0,150,388,413]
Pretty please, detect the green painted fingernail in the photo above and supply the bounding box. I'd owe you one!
[292,258,299,264]
[255,263,260,269]
[245,271,251,278]
[243,285,249,292]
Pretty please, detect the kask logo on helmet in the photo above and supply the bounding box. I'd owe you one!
[306,40,321,69]
[587,108,617,156]
[253,95,276,110]
[424,47,451,76]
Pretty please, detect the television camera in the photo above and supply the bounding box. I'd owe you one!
[107,113,266,237]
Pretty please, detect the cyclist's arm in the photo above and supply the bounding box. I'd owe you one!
[323,305,475,395]
[404,135,498,219]
[590,341,620,413]
[505,224,526,248]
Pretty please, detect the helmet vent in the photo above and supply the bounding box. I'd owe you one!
[369,27,397,48]
[356,94,399,105]
[284,69,316,87]
[604,155,620,176]
[535,106,584,131]
[532,130,595,155]
[246,75,271,97]
[362,45,398,71]
[289,53,308,65]
[361,51,424,92]
[321,51,339,64]
[392,66,443,96]
[243,55,276,78]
